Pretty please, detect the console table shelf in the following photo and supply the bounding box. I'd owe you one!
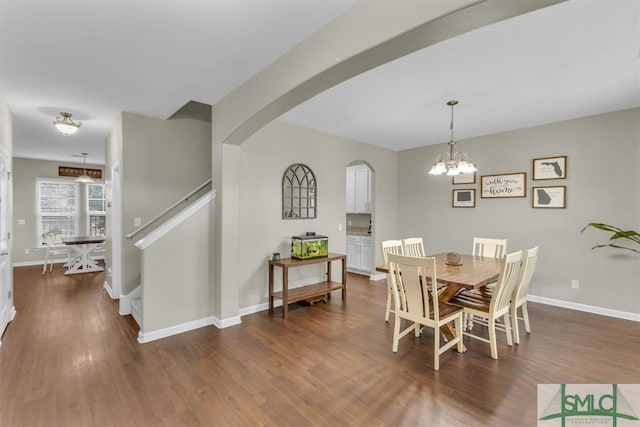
[268,253,347,318]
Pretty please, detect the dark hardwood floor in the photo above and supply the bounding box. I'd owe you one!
[1,265,639,426]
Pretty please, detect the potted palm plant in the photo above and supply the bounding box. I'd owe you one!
[581,223,640,254]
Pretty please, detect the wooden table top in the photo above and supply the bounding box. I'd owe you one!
[62,236,106,245]
[376,252,501,290]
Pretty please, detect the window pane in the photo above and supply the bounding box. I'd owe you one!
[89,215,106,237]
[41,216,76,242]
[38,179,79,245]
[88,199,106,212]
[88,183,105,198]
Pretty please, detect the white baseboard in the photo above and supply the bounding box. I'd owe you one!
[119,285,141,316]
[239,300,283,317]
[211,315,242,329]
[103,281,115,299]
[369,273,386,281]
[138,316,215,343]
[527,294,640,322]
[13,260,44,267]
[13,257,104,268]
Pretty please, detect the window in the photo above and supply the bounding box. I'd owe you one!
[37,178,79,245]
[87,183,106,236]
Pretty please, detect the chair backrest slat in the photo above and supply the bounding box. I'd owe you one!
[473,237,507,258]
[381,240,404,264]
[403,237,425,257]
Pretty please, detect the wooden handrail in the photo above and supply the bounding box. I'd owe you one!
[126,178,212,240]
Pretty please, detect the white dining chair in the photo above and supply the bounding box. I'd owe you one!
[381,240,404,322]
[510,246,539,344]
[465,237,507,329]
[403,237,425,257]
[450,250,523,359]
[387,253,464,370]
[42,233,72,275]
[472,237,507,258]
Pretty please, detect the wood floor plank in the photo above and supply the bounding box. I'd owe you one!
[1,264,638,426]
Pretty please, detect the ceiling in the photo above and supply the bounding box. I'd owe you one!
[1,0,639,165]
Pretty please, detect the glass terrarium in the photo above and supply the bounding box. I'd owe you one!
[291,233,328,260]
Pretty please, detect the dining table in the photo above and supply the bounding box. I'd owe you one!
[376,252,502,351]
[62,236,106,275]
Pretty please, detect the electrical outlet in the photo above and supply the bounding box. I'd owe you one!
[24,248,30,254]
[338,223,343,231]
[571,280,579,289]
[134,217,142,227]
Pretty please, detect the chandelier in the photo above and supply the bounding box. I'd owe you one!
[428,100,477,176]
[74,153,94,183]
[53,112,82,135]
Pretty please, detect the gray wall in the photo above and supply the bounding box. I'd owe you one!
[235,120,397,310]
[12,157,103,264]
[117,110,212,296]
[397,108,640,314]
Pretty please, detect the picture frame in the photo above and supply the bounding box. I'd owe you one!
[480,172,526,198]
[452,189,476,208]
[532,186,566,208]
[452,172,476,185]
[59,166,102,179]
[533,155,567,180]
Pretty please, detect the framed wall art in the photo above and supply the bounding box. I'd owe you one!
[481,173,526,198]
[532,186,566,208]
[452,172,476,185]
[452,189,475,208]
[533,155,567,180]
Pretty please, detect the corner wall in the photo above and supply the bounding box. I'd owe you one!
[397,108,640,314]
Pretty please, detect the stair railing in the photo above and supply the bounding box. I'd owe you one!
[126,178,212,240]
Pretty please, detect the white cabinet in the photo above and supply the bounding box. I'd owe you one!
[346,234,371,274]
[346,165,371,213]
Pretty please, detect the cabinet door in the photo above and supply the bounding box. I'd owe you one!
[360,236,372,272]
[346,167,356,213]
[354,166,371,213]
[346,235,360,271]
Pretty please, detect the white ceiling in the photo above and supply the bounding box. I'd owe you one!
[1,0,639,165]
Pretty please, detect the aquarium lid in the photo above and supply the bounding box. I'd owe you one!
[293,234,328,240]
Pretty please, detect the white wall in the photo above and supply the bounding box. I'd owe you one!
[397,108,640,315]
[236,120,397,310]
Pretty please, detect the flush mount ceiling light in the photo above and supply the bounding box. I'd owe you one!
[74,152,94,183]
[53,112,82,135]
[428,100,477,176]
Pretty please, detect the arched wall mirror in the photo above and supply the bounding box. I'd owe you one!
[282,163,316,219]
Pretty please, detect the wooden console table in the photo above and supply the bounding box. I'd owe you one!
[268,253,347,318]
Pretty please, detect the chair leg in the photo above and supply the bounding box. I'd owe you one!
[433,326,440,371]
[455,314,464,353]
[522,302,531,333]
[385,289,392,322]
[511,305,520,344]
[392,314,401,352]
[42,249,49,275]
[503,313,513,347]
[488,319,498,359]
